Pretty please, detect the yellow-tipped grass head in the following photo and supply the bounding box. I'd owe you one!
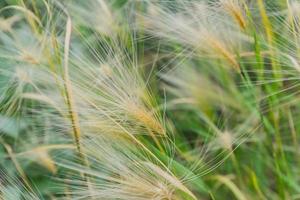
[220,0,247,30]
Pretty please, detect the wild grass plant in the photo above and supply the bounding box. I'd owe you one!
[0,0,300,199]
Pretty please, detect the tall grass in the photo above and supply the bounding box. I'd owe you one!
[0,0,300,199]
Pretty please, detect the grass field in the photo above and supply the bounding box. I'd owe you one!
[0,0,300,199]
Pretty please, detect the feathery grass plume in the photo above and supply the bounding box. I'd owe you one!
[159,63,263,178]
[206,112,261,152]
[141,0,252,72]
[0,4,170,198]
[58,135,197,200]
[0,3,71,181]
[0,0,166,148]
[0,1,87,196]
[65,0,127,37]
[60,33,167,141]
[0,170,39,200]
[219,0,247,30]
[160,62,247,115]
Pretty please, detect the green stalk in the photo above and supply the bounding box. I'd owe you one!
[257,0,281,81]
[63,18,83,161]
